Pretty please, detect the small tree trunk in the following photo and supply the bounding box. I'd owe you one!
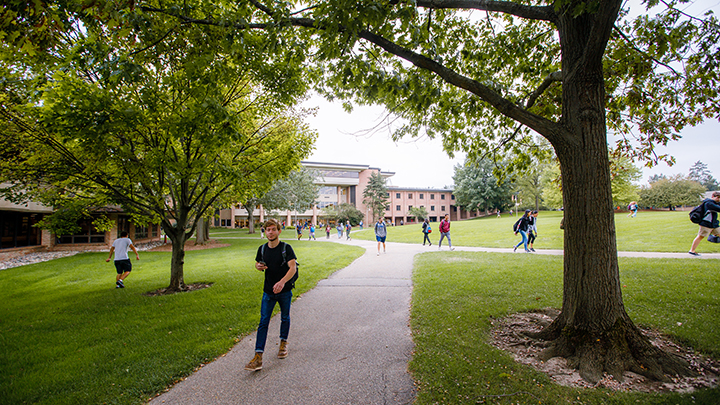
[195,217,208,245]
[163,221,188,292]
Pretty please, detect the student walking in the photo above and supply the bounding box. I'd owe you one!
[325,224,331,239]
[308,224,316,240]
[527,211,539,252]
[513,210,533,253]
[627,201,638,218]
[438,214,454,250]
[689,191,720,256]
[106,231,139,288]
[245,219,298,371]
[345,222,352,240]
[421,219,432,246]
[374,218,387,255]
[295,221,303,240]
[336,223,344,239]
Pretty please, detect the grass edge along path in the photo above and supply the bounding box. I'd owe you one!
[0,238,364,405]
[409,251,720,404]
[350,210,720,254]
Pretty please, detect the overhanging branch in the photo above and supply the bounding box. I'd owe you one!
[415,0,555,22]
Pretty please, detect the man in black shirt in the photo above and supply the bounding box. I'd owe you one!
[689,191,720,257]
[245,218,298,371]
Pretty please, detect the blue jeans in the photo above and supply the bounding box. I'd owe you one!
[255,290,292,353]
[438,232,452,247]
[515,230,529,251]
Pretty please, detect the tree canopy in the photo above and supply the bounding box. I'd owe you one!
[0,4,316,291]
[452,158,514,213]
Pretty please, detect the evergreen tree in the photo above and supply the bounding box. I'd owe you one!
[362,172,389,222]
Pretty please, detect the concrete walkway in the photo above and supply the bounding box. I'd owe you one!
[149,237,718,405]
[150,238,422,405]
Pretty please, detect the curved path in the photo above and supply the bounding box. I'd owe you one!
[149,237,718,405]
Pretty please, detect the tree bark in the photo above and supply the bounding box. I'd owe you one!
[195,217,208,244]
[528,3,694,383]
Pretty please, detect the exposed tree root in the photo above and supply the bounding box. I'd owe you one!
[492,310,719,392]
[145,282,213,296]
[525,310,696,384]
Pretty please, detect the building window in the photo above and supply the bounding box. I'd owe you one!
[396,193,401,198]
[408,193,413,199]
[441,195,446,200]
[152,224,159,237]
[430,194,435,200]
[135,225,149,239]
[396,205,401,211]
[431,206,435,211]
[0,211,42,249]
[419,193,424,199]
[58,218,105,244]
[385,192,390,198]
[441,206,446,211]
[409,205,413,209]
[318,186,338,195]
[451,195,455,200]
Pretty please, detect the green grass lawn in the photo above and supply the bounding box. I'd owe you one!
[410,252,720,404]
[351,210,720,253]
[0,238,363,405]
[2,211,718,404]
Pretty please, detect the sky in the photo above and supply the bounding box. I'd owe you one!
[303,95,719,189]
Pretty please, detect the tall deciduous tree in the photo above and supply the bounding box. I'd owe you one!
[452,158,513,213]
[0,9,315,292]
[264,168,321,226]
[639,175,706,210]
[407,206,429,222]
[362,172,389,222]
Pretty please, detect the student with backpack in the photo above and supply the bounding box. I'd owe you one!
[688,191,720,256]
[513,210,533,253]
[438,214,454,251]
[421,219,432,246]
[245,218,298,371]
[627,201,638,218]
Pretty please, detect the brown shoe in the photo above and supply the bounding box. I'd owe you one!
[278,340,288,359]
[244,353,263,371]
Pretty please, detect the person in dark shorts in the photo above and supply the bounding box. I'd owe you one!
[106,231,139,288]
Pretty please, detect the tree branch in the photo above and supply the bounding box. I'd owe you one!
[525,70,562,109]
[415,0,556,22]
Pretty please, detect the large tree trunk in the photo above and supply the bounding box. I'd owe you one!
[531,4,693,383]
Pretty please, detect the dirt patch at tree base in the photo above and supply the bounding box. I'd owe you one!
[148,239,230,252]
[144,282,214,297]
[490,309,719,393]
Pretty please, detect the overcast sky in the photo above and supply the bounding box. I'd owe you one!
[303,95,719,189]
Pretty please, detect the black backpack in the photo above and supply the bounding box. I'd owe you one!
[689,202,705,224]
[513,218,521,232]
[261,241,299,289]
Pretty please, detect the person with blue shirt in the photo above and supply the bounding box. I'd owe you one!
[513,210,533,253]
[375,217,387,255]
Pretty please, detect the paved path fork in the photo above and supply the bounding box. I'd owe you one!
[150,239,421,405]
